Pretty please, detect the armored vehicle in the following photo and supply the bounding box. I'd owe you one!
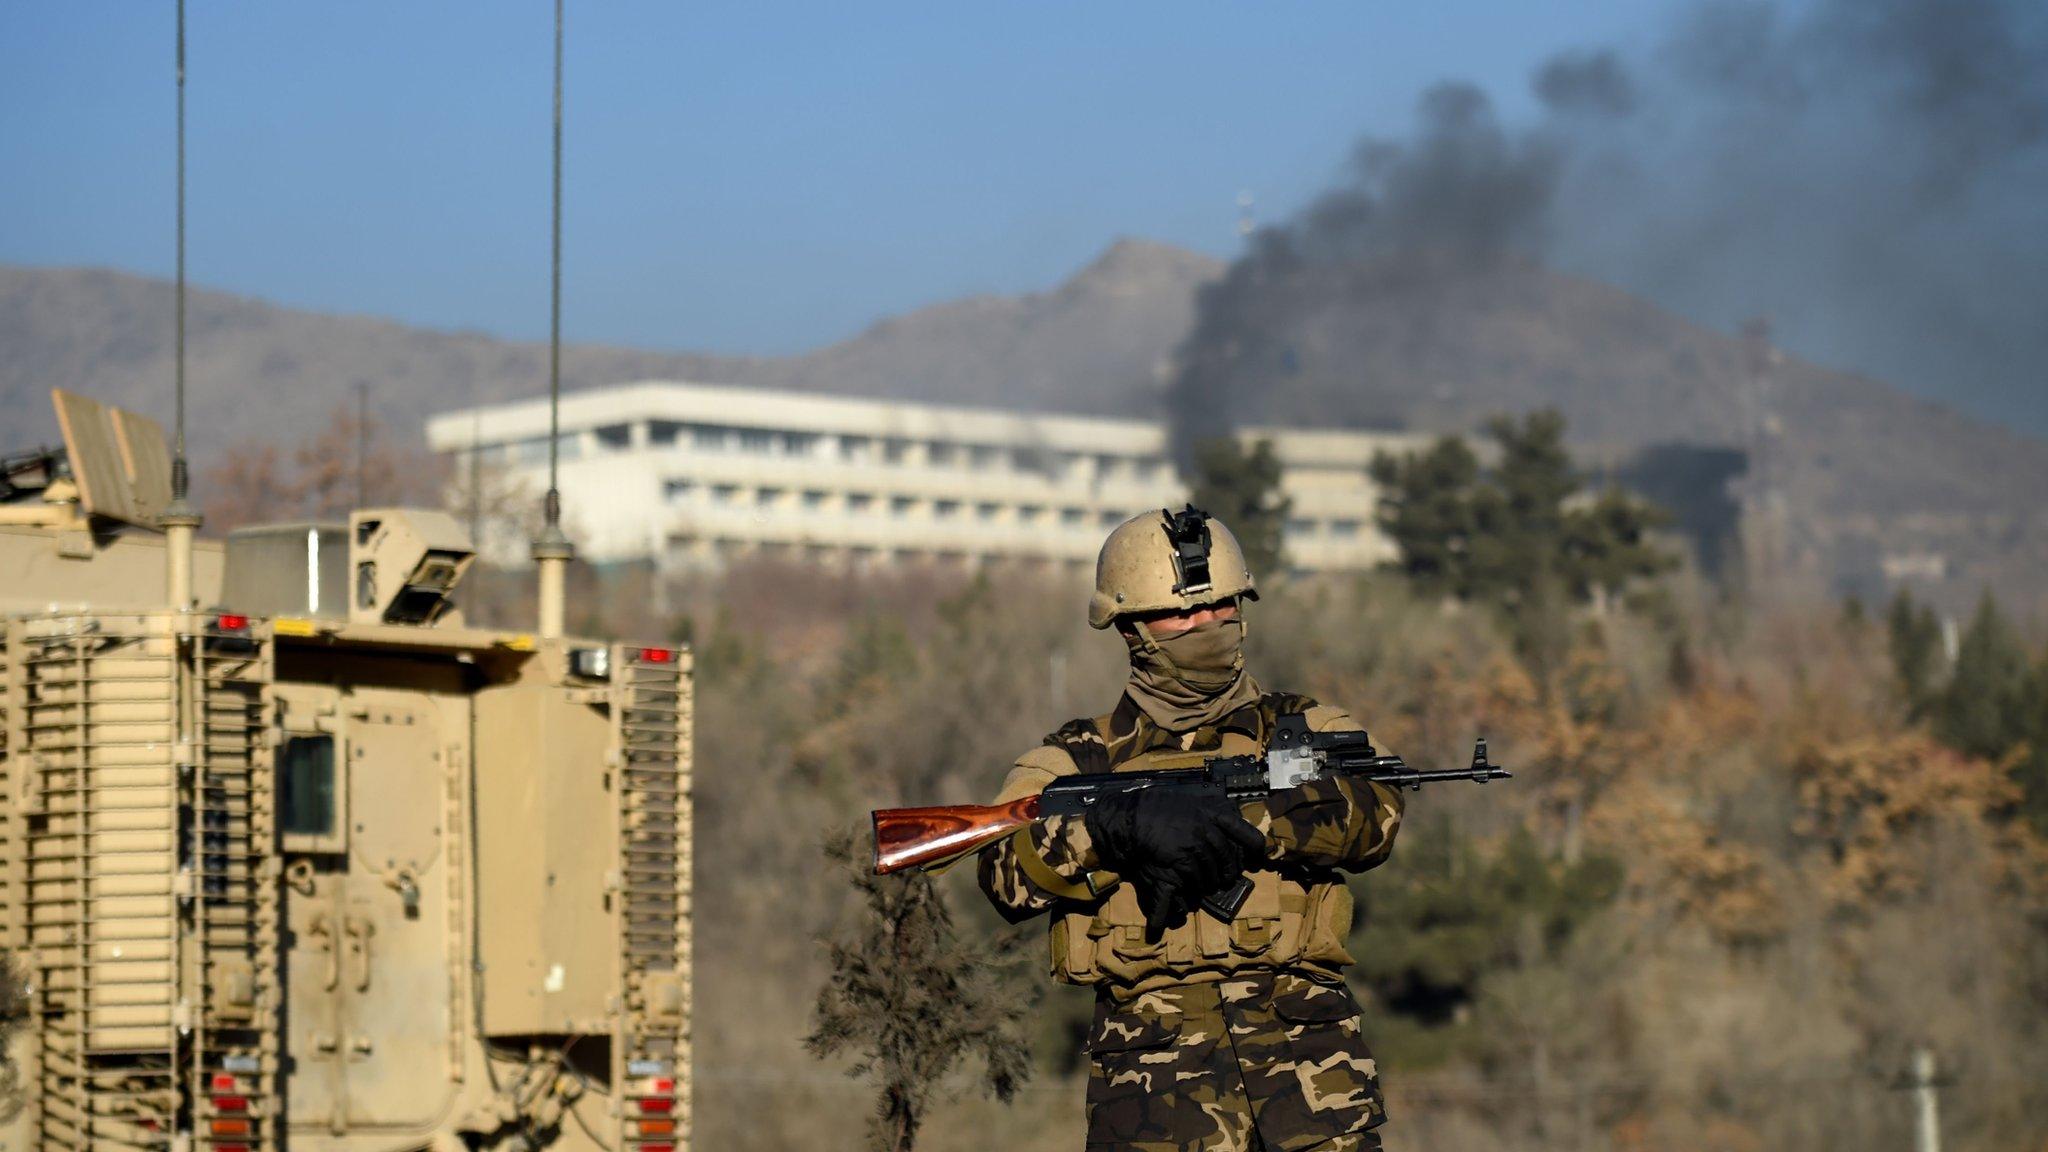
[2,391,692,1152]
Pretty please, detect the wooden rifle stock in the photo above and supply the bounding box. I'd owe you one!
[872,795,1043,875]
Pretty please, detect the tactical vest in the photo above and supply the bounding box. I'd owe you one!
[1042,692,1360,992]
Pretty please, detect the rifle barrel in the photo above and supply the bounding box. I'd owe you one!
[1365,766,1513,788]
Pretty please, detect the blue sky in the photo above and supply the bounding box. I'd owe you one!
[3,2,1677,355]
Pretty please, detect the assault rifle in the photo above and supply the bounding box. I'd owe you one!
[871,712,1511,920]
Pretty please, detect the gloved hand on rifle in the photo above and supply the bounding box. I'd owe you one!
[1084,788,1267,939]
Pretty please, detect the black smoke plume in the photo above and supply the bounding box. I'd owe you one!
[1169,0,2048,457]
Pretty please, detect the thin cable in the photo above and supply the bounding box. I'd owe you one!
[545,0,564,530]
[355,380,368,506]
[172,0,188,501]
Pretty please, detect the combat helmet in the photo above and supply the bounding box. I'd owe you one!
[1088,504,1258,629]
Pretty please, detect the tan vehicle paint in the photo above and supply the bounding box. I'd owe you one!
[2,392,692,1152]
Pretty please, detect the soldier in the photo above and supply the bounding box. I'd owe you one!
[978,506,1405,1152]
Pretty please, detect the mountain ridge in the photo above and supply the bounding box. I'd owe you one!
[3,240,2043,607]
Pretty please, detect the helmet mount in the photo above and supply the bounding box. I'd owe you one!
[1164,504,1214,597]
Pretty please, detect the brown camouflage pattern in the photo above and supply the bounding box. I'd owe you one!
[977,690,1403,1150]
[1084,973,1386,1151]
[1244,774,1402,874]
[979,693,1402,916]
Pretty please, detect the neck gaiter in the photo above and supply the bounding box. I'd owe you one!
[1124,616,1258,731]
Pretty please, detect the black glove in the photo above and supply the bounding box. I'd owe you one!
[1084,787,1267,940]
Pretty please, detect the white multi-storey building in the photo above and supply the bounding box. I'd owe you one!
[424,381,1426,574]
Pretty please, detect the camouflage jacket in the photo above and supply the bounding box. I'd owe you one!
[976,688,1404,993]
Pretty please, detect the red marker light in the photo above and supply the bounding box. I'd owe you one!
[637,1097,674,1115]
[637,647,674,664]
[210,1074,239,1093]
[638,1144,675,1152]
[212,1096,249,1113]
[216,614,250,632]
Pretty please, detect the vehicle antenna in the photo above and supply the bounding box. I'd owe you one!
[468,395,483,548]
[162,0,203,609]
[355,380,369,506]
[531,0,575,638]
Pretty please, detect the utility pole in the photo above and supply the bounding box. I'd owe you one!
[1910,1047,1942,1152]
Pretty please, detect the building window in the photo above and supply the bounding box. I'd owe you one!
[1061,508,1086,527]
[1135,457,1165,482]
[1330,519,1361,538]
[1286,518,1318,537]
[840,435,872,460]
[1095,455,1122,481]
[649,420,683,446]
[1016,504,1043,525]
[663,479,694,502]
[802,489,829,509]
[757,487,784,507]
[1098,510,1123,528]
[739,429,775,453]
[712,484,740,505]
[1010,447,1048,474]
[847,493,875,514]
[934,499,961,519]
[976,502,1001,522]
[783,432,819,456]
[890,496,918,518]
[884,438,909,465]
[969,445,999,471]
[928,442,958,467]
[693,425,726,450]
[595,423,632,450]
[515,437,550,466]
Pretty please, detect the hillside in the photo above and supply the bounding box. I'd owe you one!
[3,241,2044,607]
[1168,251,2048,606]
[0,238,1215,460]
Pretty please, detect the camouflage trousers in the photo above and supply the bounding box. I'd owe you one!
[1084,970,1387,1152]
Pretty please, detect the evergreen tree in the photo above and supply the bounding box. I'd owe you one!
[1886,590,1945,716]
[1369,436,1480,599]
[2018,659,2048,835]
[1368,410,1672,613]
[808,836,1034,1152]
[1560,486,1677,608]
[1840,594,1868,630]
[1350,819,1621,1066]
[1932,594,2032,761]
[1479,412,1578,596]
[1188,437,1292,578]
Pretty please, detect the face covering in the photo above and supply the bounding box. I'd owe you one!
[1124,615,1257,731]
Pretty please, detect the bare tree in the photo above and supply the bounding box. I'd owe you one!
[807,833,1035,1152]
[1,949,28,1121]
